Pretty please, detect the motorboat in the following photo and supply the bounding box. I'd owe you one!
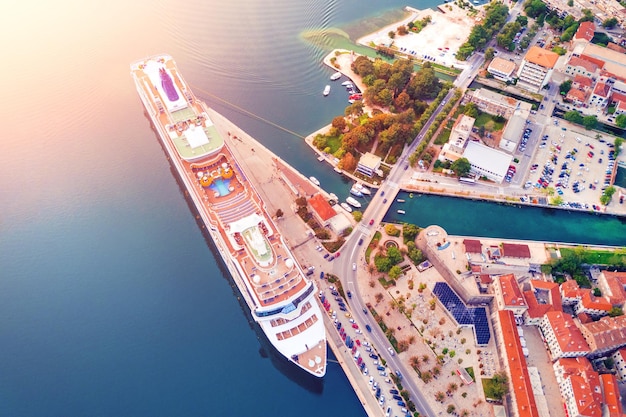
[397,210,406,214]
[396,199,405,203]
[323,85,331,96]
[346,197,362,208]
[353,182,371,195]
[309,176,320,186]
[349,93,362,100]
[334,166,343,174]
[329,193,339,202]
[341,80,353,86]
[350,186,363,198]
[330,71,342,81]
[340,202,353,212]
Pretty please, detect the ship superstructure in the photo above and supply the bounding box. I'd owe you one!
[131,54,326,377]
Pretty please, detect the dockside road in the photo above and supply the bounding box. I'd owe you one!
[207,109,381,417]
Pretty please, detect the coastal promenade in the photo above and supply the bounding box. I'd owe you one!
[206,109,384,416]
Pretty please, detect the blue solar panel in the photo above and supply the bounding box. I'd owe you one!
[433,282,491,345]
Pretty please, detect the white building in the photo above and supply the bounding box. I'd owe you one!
[462,141,512,183]
[440,115,474,162]
[517,46,559,92]
[487,57,516,82]
[356,152,381,177]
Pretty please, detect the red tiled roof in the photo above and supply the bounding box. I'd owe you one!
[463,239,482,254]
[568,56,600,73]
[499,310,540,417]
[566,88,588,103]
[471,265,482,273]
[561,280,581,299]
[555,357,602,417]
[607,42,626,53]
[498,274,527,308]
[480,274,493,284]
[307,194,336,221]
[573,74,593,88]
[574,21,595,41]
[593,82,611,98]
[545,311,591,354]
[524,46,559,68]
[523,280,562,319]
[601,373,623,417]
[580,290,612,312]
[577,312,594,324]
[502,243,531,258]
[581,315,626,351]
[580,54,606,70]
[600,271,626,307]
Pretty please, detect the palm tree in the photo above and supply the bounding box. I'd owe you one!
[432,365,441,377]
[421,371,432,383]
[422,354,430,364]
[447,382,458,393]
[408,335,416,344]
[410,356,420,369]
[460,410,469,417]
[435,391,445,402]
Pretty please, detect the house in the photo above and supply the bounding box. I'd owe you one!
[589,82,612,108]
[502,243,531,259]
[487,57,516,82]
[517,46,559,92]
[463,239,482,254]
[611,347,626,382]
[462,141,512,183]
[565,56,600,79]
[574,21,595,42]
[523,280,563,325]
[539,311,591,360]
[498,310,540,417]
[494,274,528,322]
[356,152,381,177]
[307,194,337,226]
[600,373,623,417]
[574,290,612,318]
[553,357,602,417]
[579,315,626,358]
[440,115,474,161]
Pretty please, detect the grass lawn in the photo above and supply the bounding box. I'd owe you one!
[482,377,502,401]
[474,112,506,131]
[560,248,625,265]
[434,127,451,145]
[325,135,342,154]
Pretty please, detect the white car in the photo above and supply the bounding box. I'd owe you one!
[352,263,357,271]
[387,347,395,356]
[369,376,374,385]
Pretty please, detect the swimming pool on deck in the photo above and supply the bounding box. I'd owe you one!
[211,178,232,196]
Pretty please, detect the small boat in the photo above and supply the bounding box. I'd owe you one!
[341,80,353,86]
[350,186,363,198]
[396,199,405,203]
[344,83,354,89]
[397,210,406,215]
[329,193,339,202]
[348,99,355,104]
[317,155,324,162]
[346,197,362,208]
[330,72,342,81]
[334,166,343,174]
[349,93,362,100]
[323,85,330,96]
[309,176,320,186]
[353,183,371,195]
[340,203,353,213]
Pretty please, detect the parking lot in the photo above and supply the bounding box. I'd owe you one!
[522,123,619,210]
[319,286,409,417]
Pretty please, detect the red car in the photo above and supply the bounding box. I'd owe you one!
[356,339,361,346]
[352,324,359,329]
[335,252,340,258]
[369,219,374,225]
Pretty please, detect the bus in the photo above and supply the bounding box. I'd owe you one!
[459,176,477,185]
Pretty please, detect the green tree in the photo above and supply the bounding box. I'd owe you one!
[484,47,495,61]
[524,0,547,17]
[407,63,442,100]
[275,208,284,218]
[402,223,420,242]
[563,110,584,124]
[559,80,573,95]
[485,371,509,400]
[451,157,471,177]
[374,254,392,272]
[387,246,403,265]
[600,186,616,205]
[582,115,597,130]
[353,211,363,222]
[389,265,403,280]
[603,17,618,29]
[388,30,396,39]
[609,306,624,317]
[464,102,479,118]
[516,15,528,26]
[615,114,626,128]
[614,137,624,157]
[331,116,347,132]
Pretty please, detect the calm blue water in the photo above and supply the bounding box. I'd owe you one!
[1,0,624,416]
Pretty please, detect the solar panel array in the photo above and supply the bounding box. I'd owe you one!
[433,282,491,345]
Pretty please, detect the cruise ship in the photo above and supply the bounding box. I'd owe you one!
[131,54,326,377]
